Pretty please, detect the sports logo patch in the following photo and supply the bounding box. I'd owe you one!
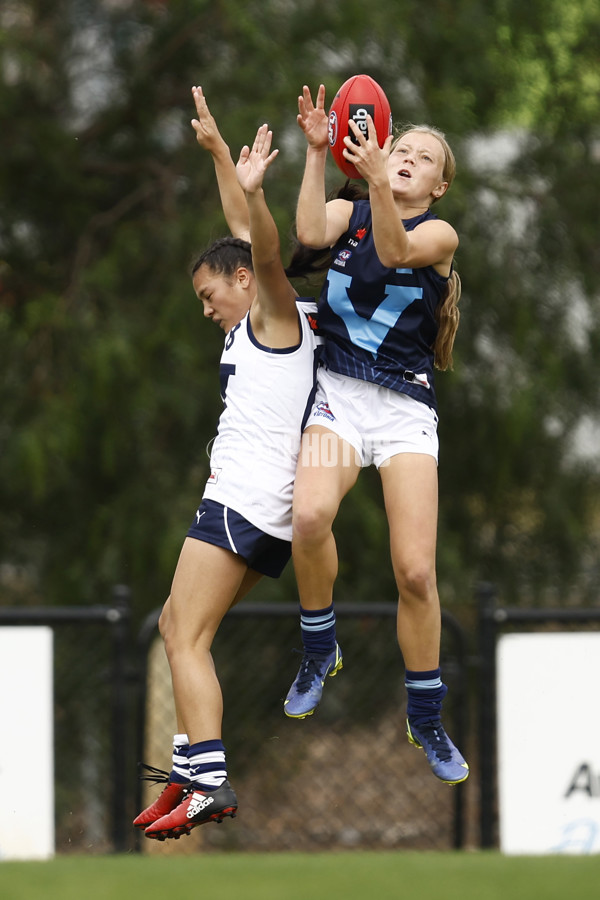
[328,110,338,148]
[314,401,335,422]
[334,248,352,268]
[348,102,374,142]
[187,793,214,818]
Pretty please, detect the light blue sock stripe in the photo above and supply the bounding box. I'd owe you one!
[405,677,443,689]
[299,604,336,655]
[301,620,335,632]
[301,612,335,625]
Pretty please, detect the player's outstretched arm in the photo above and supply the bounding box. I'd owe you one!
[295,84,328,248]
[191,85,250,242]
[296,84,351,249]
[236,125,297,329]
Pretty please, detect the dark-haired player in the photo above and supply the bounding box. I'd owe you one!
[134,99,321,839]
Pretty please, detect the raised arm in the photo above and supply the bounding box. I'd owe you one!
[191,86,250,242]
[343,115,458,270]
[236,125,298,343]
[295,84,352,249]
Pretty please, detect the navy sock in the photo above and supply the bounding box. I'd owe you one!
[405,668,448,726]
[187,739,227,791]
[300,603,337,655]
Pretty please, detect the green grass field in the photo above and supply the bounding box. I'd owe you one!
[0,851,599,900]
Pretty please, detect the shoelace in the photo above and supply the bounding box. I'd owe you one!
[293,654,329,694]
[415,720,453,762]
[139,763,193,803]
[138,762,170,785]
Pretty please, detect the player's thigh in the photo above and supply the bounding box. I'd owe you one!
[294,425,361,526]
[168,537,249,645]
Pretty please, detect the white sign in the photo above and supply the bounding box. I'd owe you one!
[497,632,600,854]
[0,627,54,860]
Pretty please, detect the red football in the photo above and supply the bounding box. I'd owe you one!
[328,74,393,179]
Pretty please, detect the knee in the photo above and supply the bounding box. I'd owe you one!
[158,603,178,662]
[159,598,216,665]
[396,562,437,605]
[158,601,169,641]
[158,596,191,662]
[292,496,334,545]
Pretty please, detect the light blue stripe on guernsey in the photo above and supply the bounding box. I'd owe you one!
[405,677,443,689]
[326,269,422,358]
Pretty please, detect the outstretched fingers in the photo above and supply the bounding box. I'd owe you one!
[297,84,328,148]
[237,144,251,166]
[252,123,272,157]
[236,125,279,191]
[253,124,279,167]
[191,84,208,117]
[346,112,379,147]
[343,114,388,180]
[190,85,221,148]
[298,83,324,117]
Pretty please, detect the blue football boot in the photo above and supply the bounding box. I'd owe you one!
[284,644,343,718]
[407,717,469,784]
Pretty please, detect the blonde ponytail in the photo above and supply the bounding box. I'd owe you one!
[433,270,461,370]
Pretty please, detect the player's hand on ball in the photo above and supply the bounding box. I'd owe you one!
[327,74,392,179]
[344,115,393,183]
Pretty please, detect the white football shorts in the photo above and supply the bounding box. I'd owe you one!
[303,367,439,468]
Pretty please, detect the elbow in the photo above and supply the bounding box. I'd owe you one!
[296,221,312,246]
[378,252,407,269]
[376,242,412,268]
[296,224,325,250]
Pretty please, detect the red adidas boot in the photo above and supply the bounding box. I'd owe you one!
[133,765,189,829]
[145,780,237,840]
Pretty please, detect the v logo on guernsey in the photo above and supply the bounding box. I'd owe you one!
[326,269,423,357]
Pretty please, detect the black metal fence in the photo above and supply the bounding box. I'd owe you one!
[0,586,135,854]
[0,592,471,855]
[135,602,470,855]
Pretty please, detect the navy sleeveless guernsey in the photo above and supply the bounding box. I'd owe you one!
[317,199,449,411]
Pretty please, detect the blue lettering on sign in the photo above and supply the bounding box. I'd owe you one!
[326,269,422,357]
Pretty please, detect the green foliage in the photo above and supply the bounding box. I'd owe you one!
[490,0,600,129]
[2,0,600,617]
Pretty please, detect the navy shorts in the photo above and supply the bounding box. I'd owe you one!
[186,498,291,579]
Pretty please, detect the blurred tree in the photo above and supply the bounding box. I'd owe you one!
[436,0,600,608]
[1,0,599,618]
